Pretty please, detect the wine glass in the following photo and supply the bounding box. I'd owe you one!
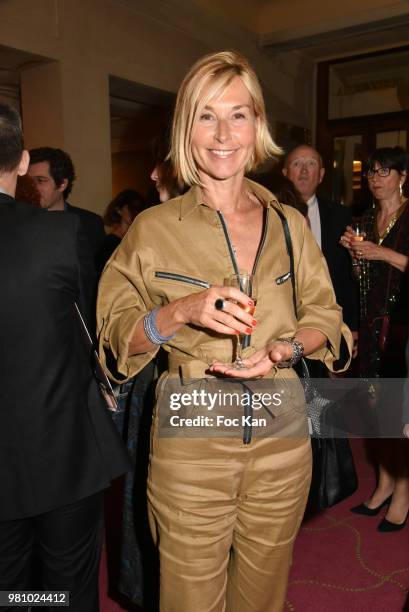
[223,273,257,369]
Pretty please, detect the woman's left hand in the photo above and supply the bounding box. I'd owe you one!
[403,423,409,439]
[350,239,383,261]
[210,341,294,378]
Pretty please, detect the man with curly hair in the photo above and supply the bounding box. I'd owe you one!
[28,147,105,259]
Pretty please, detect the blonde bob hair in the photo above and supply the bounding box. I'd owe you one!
[170,50,282,186]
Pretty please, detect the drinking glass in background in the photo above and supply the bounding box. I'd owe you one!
[351,220,366,263]
[352,220,365,242]
[223,273,258,369]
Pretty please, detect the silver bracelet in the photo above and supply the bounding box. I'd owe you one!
[275,336,304,368]
[143,307,175,345]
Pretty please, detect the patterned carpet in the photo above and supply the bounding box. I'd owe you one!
[101,439,409,611]
[286,439,409,611]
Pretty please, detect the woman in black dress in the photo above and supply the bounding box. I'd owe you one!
[342,146,409,531]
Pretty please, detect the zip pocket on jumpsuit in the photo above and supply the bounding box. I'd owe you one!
[154,271,210,289]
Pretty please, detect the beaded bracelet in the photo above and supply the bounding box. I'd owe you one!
[143,307,175,345]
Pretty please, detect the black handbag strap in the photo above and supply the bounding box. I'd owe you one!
[273,206,352,374]
[272,205,297,317]
[272,206,314,382]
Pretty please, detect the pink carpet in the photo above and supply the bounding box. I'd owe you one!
[286,439,409,611]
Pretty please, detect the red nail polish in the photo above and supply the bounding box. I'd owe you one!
[252,319,257,326]
[245,327,252,334]
[248,300,253,305]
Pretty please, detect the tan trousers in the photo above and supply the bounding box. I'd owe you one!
[148,424,312,612]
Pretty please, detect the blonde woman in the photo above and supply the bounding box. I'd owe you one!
[98,51,351,611]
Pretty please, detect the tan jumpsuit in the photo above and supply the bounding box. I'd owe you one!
[97,179,352,612]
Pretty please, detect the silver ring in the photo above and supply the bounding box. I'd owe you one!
[214,298,225,311]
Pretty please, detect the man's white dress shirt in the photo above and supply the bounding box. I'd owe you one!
[307,194,322,249]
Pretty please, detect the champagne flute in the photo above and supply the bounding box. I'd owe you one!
[352,220,365,262]
[352,220,370,318]
[223,273,257,369]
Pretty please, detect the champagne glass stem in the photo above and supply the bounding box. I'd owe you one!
[235,334,245,368]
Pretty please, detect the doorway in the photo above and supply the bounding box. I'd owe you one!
[109,76,175,201]
[316,46,409,214]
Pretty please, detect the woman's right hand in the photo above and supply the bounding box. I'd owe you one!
[128,285,256,357]
[172,285,256,336]
[339,225,365,252]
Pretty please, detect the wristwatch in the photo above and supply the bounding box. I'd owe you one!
[275,337,304,368]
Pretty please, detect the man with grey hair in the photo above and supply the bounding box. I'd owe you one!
[283,144,358,354]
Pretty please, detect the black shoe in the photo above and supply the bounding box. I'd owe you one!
[350,495,392,516]
[378,512,408,532]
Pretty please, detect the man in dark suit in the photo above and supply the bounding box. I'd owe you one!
[283,144,358,354]
[27,146,105,261]
[0,104,129,610]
